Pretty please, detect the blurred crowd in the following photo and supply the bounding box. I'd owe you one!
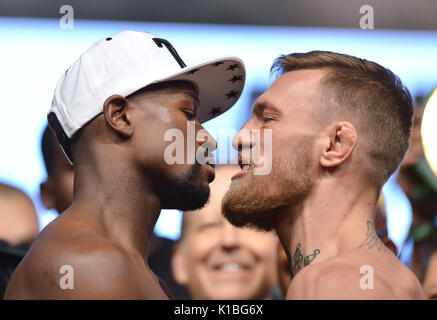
[1,93,437,299]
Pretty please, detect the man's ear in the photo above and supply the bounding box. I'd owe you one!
[171,242,189,285]
[320,121,358,168]
[103,95,134,138]
[40,180,55,210]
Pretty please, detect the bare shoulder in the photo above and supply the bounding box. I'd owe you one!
[388,256,425,300]
[287,259,372,299]
[287,253,424,300]
[4,223,142,299]
[354,249,424,299]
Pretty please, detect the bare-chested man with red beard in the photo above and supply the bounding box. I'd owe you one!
[222,51,424,299]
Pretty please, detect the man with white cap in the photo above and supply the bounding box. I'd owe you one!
[5,30,245,299]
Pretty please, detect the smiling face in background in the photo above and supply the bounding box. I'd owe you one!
[172,165,278,300]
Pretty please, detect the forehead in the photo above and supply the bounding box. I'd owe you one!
[147,80,197,94]
[129,80,199,104]
[257,69,326,113]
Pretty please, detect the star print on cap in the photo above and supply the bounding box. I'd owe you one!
[167,60,245,124]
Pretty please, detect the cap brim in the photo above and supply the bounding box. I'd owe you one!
[155,57,245,123]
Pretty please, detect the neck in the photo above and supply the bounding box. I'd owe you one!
[275,178,378,279]
[72,156,160,261]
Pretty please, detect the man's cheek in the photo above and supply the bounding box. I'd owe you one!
[253,129,272,176]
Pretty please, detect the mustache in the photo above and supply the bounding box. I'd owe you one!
[237,145,256,169]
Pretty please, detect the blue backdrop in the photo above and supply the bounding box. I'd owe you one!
[1,17,436,248]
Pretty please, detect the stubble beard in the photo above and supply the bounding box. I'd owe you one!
[162,163,211,211]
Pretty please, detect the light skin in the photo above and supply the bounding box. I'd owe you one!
[223,69,424,299]
[172,166,278,300]
[5,81,216,299]
[275,194,398,297]
[0,184,39,247]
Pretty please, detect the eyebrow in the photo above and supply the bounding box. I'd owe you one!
[252,100,282,115]
[184,91,200,104]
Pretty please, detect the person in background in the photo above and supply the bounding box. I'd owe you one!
[0,183,39,298]
[0,183,39,250]
[398,96,437,298]
[172,165,279,300]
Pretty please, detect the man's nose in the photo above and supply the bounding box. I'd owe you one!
[220,221,240,250]
[197,124,217,152]
[232,120,255,152]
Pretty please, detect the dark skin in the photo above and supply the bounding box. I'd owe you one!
[5,81,216,299]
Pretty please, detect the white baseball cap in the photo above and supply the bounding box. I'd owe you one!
[48,30,245,162]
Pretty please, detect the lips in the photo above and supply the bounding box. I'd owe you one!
[206,162,216,169]
[203,163,216,183]
[231,169,249,180]
[232,157,252,180]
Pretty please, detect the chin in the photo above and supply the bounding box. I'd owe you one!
[161,186,210,211]
[222,183,279,232]
[160,165,211,211]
